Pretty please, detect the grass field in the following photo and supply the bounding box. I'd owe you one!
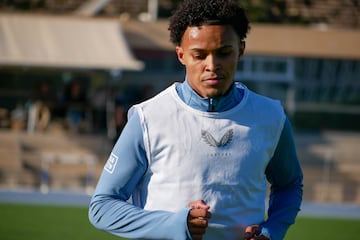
[0,203,359,240]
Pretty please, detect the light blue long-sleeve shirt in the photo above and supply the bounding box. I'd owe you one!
[89,80,303,240]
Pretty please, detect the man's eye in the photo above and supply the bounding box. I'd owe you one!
[193,54,205,60]
[218,51,232,57]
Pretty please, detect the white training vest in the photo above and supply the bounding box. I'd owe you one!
[129,83,285,239]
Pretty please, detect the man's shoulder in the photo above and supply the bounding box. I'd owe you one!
[246,88,282,108]
[242,87,285,121]
[131,83,178,114]
[141,84,176,105]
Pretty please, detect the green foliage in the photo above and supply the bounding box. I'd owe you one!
[240,0,308,24]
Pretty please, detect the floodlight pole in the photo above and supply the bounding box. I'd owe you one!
[148,0,159,21]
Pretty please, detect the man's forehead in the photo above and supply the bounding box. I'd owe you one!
[183,25,239,48]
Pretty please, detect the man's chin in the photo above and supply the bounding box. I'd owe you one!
[205,90,225,98]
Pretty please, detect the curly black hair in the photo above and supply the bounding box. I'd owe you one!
[168,0,250,46]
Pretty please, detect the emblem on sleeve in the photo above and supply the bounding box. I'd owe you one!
[104,153,118,174]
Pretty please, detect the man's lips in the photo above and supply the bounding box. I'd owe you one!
[203,76,223,85]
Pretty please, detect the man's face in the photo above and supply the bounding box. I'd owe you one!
[176,25,244,98]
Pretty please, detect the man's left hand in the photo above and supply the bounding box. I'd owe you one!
[244,225,270,240]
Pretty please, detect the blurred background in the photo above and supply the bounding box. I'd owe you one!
[0,0,359,209]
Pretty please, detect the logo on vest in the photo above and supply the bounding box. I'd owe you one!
[201,129,233,147]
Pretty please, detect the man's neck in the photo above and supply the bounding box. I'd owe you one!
[176,79,244,112]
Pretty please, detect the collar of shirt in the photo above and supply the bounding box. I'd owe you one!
[175,79,244,112]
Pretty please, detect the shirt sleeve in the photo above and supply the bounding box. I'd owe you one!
[261,117,303,240]
[88,110,192,240]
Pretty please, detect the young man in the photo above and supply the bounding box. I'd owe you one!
[88,0,303,239]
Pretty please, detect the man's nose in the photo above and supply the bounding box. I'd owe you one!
[205,54,219,72]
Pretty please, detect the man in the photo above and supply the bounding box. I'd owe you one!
[88,0,303,239]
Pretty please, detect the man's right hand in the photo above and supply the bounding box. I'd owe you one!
[187,200,211,240]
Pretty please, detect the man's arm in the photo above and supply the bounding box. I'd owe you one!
[88,111,191,240]
[261,117,303,240]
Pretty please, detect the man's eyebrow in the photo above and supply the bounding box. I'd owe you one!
[189,45,234,51]
[219,44,235,49]
[189,48,205,52]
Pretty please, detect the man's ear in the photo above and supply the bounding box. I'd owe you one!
[176,46,185,65]
[238,40,245,60]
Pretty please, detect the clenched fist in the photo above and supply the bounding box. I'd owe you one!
[244,225,270,240]
[187,200,212,240]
